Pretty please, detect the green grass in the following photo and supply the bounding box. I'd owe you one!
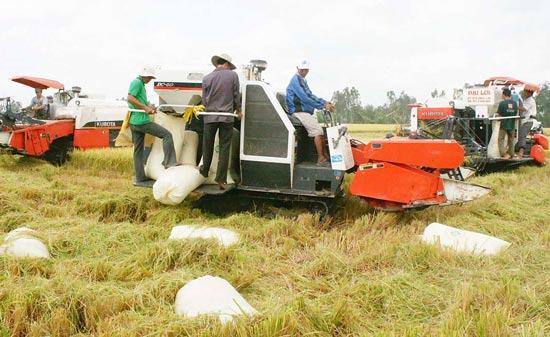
[0,128,548,336]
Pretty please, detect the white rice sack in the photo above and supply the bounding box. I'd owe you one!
[153,165,205,205]
[145,112,188,180]
[422,222,510,256]
[180,131,199,166]
[199,128,240,185]
[0,238,50,259]
[169,225,239,247]
[4,227,37,241]
[175,275,256,323]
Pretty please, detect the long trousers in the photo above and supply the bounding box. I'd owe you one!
[200,122,233,183]
[516,121,533,151]
[498,128,515,158]
[130,122,177,182]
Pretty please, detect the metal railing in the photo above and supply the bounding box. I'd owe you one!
[128,104,239,117]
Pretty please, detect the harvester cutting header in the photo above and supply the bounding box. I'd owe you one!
[127,57,489,214]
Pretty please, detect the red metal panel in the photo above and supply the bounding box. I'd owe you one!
[530,144,545,165]
[8,120,74,156]
[25,128,49,155]
[533,134,548,150]
[351,139,464,169]
[417,107,454,120]
[73,129,110,149]
[349,162,446,205]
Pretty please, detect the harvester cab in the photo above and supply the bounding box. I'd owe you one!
[146,60,489,214]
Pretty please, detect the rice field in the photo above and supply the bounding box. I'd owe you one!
[0,125,548,336]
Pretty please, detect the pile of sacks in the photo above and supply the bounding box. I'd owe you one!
[146,112,240,205]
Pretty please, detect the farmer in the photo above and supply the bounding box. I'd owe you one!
[516,88,537,157]
[497,88,518,159]
[29,88,49,119]
[128,66,177,187]
[199,53,241,190]
[286,60,335,165]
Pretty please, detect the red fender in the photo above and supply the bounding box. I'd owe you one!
[533,134,548,150]
[530,144,546,165]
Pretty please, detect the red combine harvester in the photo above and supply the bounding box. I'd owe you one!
[0,76,127,164]
[408,76,548,173]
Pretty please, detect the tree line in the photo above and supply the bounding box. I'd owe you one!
[331,83,550,126]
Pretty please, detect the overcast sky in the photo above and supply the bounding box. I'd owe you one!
[1,0,549,106]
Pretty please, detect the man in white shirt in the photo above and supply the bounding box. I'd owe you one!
[517,88,537,157]
[29,88,49,119]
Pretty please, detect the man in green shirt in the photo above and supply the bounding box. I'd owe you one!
[128,66,177,186]
[497,88,518,159]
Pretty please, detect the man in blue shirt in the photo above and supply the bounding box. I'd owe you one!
[286,60,334,164]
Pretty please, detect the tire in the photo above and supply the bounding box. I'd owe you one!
[43,136,74,166]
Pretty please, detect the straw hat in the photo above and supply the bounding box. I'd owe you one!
[211,53,236,70]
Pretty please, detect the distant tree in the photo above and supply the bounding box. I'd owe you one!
[332,87,364,123]
[383,90,417,124]
[329,87,416,124]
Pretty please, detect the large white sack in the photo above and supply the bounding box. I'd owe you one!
[199,128,240,185]
[175,275,256,323]
[153,165,205,205]
[1,227,50,259]
[144,112,189,180]
[169,225,239,247]
[422,222,510,256]
[0,238,50,259]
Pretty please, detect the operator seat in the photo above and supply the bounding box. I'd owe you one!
[276,92,302,127]
[275,92,317,163]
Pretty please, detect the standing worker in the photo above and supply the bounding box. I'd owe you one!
[497,88,519,159]
[516,88,537,157]
[199,53,241,190]
[29,88,49,119]
[286,60,334,165]
[128,66,178,187]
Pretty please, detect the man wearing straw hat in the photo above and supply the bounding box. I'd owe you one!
[199,53,241,190]
[127,66,177,187]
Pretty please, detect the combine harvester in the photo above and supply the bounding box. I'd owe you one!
[408,76,548,173]
[139,61,489,214]
[0,76,127,164]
